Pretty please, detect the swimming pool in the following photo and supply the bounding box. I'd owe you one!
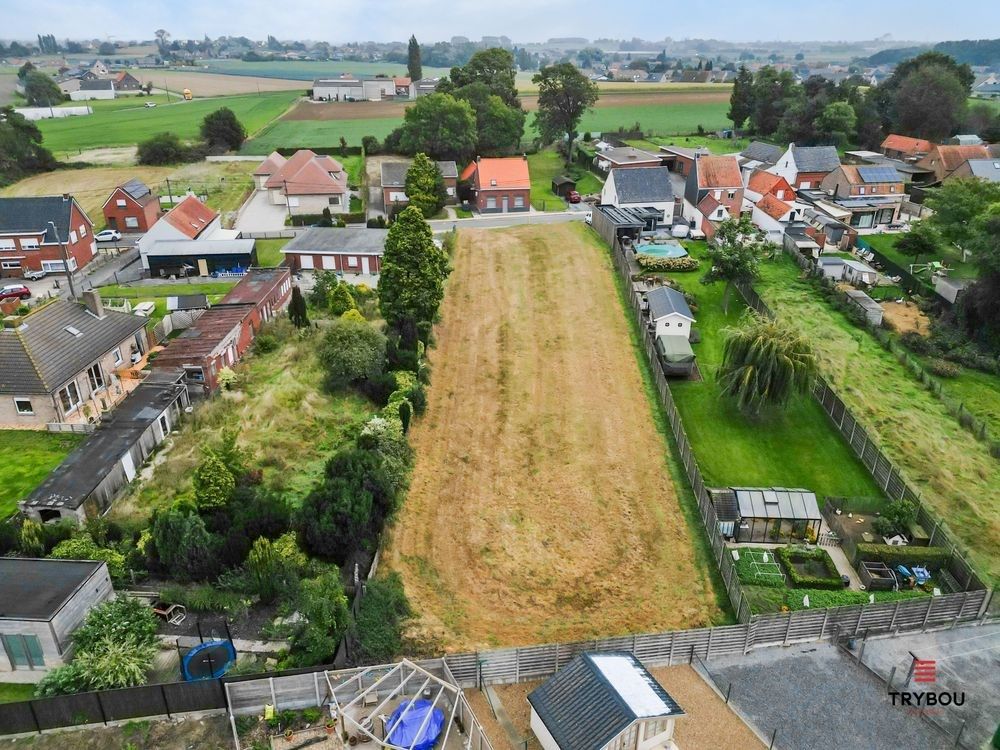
[635,243,689,259]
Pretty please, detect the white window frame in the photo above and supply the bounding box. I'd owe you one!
[69,231,78,244]
[112,347,123,366]
[59,381,82,414]
[486,197,497,209]
[79,224,87,237]
[1,260,21,270]
[116,199,127,207]
[513,196,524,208]
[13,398,34,415]
[87,363,105,392]
[20,238,39,251]
[0,239,14,251]
[124,216,139,228]
[347,256,359,268]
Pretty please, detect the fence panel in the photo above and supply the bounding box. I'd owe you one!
[0,703,39,735]
[160,679,225,715]
[30,692,103,731]
[99,684,170,723]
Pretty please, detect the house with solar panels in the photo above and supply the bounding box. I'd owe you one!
[527,652,685,750]
[819,165,905,230]
[102,179,161,233]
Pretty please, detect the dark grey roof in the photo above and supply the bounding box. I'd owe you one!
[122,178,152,200]
[646,286,694,321]
[711,489,740,522]
[741,141,784,165]
[600,146,661,165]
[22,375,187,512]
[166,294,209,311]
[733,487,822,521]
[0,195,78,242]
[79,79,114,90]
[611,167,674,204]
[0,300,147,394]
[381,160,457,187]
[0,558,104,621]
[282,227,388,255]
[528,652,683,750]
[966,159,1000,182]
[596,205,645,227]
[791,145,841,173]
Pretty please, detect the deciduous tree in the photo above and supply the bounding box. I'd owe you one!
[317,318,386,389]
[200,107,247,150]
[404,153,447,218]
[701,214,770,313]
[23,71,63,107]
[532,63,599,164]
[728,65,754,130]
[895,221,942,266]
[398,93,477,162]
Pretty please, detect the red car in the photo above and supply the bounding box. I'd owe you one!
[0,284,31,302]
[567,190,582,204]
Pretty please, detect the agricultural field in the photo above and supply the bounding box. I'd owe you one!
[628,134,751,155]
[242,118,400,152]
[125,68,307,96]
[385,223,722,651]
[526,149,603,210]
[1,161,258,227]
[664,243,881,498]
[754,254,1000,582]
[112,325,374,524]
[35,91,299,155]
[572,100,731,137]
[0,431,84,518]
[0,72,18,106]
[198,59,452,81]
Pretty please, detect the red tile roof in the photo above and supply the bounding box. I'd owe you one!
[162,196,218,239]
[464,157,530,190]
[919,144,991,173]
[697,194,722,215]
[756,193,793,221]
[746,170,794,198]
[263,149,347,195]
[881,134,933,156]
[696,155,742,188]
[253,151,287,176]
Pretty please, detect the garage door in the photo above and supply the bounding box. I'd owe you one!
[300,255,314,270]
[322,255,336,270]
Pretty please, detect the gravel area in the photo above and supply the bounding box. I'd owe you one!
[705,642,948,750]
[465,690,520,750]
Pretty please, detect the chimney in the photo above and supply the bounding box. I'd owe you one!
[476,155,481,162]
[81,290,105,318]
[62,193,71,202]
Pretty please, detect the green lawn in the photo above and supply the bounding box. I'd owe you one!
[97,281,237,324]
[666,243,881,498]
[755,254,1000,583]
[242,117,401,151]
[38,91,299,154]
[0,683,35,704]
[0,431,84,518]
[255,238,290,267]
[569,101,731,137]
[526,149,604,211]
[933,367,1000,438]
[630,134,750,155]
[862,233,978,280]
[55,93,178,111]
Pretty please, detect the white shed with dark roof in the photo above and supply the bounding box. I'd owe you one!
[528,652,684,750]
[644,286,695,339]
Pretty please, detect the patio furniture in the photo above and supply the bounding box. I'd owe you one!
[152,601,186,625]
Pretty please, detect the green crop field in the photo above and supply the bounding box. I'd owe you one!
[572,101,731,136]
[37,91,299,154]
[664,243,881,498]
[0,431,84,518]
[242,117,401,151]
[199,59,452,81]
[755,254,1000,583]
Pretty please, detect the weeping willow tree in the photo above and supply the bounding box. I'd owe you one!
[718,312,817,416]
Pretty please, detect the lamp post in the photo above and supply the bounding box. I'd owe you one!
[47,221,77,300]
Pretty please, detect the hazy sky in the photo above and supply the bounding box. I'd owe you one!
[1,0,995,43]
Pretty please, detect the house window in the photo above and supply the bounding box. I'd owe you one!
[79,224,87,237]
[486,197,497,209]
[20,238,39,251]
[14,398,34,415]
[877,208,895,225]
[347,256,359,268]
[1,634,45,670]
[890,185,897,192]
[59,382,82,413]
[87,363,105,391]
[727,190,736,199]
[125,216,139,229]
[1,260,21,270]
[328,196,341,205]
[799,181,811,189]
[490,179,497,186]
[116,199,127,207]
[159,414,169,437]
[0,239,14,251]
[858,187,866,195]
[112,347,123,366]
[714,190,722,200]
[776,190,784,199]
[69,231,78,244]
[514,196,524,208]
[183,367,205,382]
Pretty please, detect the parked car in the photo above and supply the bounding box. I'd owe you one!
[23,269,47,280]
[144,102,157,108]
[584,211,593,225]
[0,284,31,301]
[95,229,122,242]
[567,190,582,204]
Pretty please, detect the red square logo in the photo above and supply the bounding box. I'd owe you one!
[913,659,936,684]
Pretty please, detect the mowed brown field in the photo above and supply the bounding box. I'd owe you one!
[282,89,731,121]
[125,68,306,96]
[385,224,720,651]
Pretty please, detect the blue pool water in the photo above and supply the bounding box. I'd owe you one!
[635,243,688,259]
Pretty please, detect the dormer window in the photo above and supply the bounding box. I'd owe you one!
[490,179,497,186]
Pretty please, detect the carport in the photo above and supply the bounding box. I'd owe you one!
[551,175,576,197]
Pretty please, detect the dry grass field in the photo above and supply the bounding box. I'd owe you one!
[384,224,720,651]
[1,162,258,226]
[126,68,307,96]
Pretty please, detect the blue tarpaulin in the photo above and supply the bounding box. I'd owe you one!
[386,699,445,750]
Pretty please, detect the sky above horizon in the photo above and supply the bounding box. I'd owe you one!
[0,0,996,44]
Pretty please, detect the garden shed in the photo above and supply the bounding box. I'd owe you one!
[711,487,823,543]
[844,289,884,325]
[551,175,576,197]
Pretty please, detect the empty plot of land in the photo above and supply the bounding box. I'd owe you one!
[385,224,720,651]
[126,68,307,96]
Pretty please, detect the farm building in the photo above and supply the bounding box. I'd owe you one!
[312,76,397,101]
[710,487,823,543]
[0,559,114,680]
[280,227,386,284]
[527,652,684,750]
[69,79,115,101]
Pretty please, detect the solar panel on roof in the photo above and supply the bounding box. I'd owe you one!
[857,166,899,183]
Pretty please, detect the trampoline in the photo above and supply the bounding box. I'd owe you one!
[385,699,445,750]
[181,640,236,681]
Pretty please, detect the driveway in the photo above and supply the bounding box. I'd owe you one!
[235,190,289,233]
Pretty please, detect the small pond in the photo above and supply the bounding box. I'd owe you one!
[635,243,688,259]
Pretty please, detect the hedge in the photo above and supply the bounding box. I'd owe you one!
[854,543,952,571]
[286,211,366,226]
[777,545,843,590]
[635,254,700,272]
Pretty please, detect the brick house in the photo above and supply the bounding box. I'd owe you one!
[880,134,933,161]
[102,178,160,233]
[916,144,991,183]
[0,292,149,428]
[461,156,531,213]
[767,144,841,189]
[112,71,142,91]
[658,144,709,178]
[281,227,386,282]
[595,146,662,171]
[0,195,96,278]
[253,150,349,215]
[819,164,905,229]
[683,155,744,238]
[380,160,459,213]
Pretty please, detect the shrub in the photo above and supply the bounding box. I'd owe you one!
[244,536,295,605]
[776,545,843,590]
[150,505,219,581]
[635,254,700,272]
[317,318,387,390]
[160,584,248,617]
[871,499,917,538]
[900,330,931,355]
[50,534,128,582]
[193,451,236,509]
[854,543,952,571]
[926,358,960,378]
[137,132,200,165]
[284,571,350,667]
[254,333,279,354]
[355,573,411,663]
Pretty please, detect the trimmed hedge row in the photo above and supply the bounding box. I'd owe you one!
[777,545,843,590]
[635,254,700,272]
[286,212,366,226]
[855,543,952,572]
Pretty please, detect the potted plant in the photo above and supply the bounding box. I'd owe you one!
[284,727,294,742]
[326,719,336,735]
